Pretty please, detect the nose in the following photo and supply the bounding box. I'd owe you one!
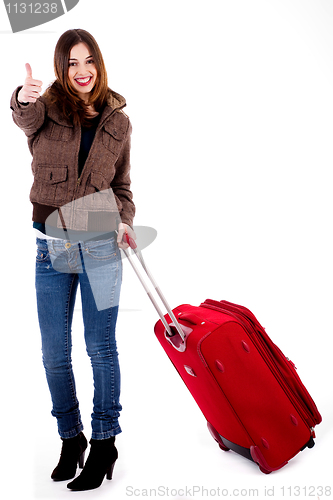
[75,63,91,75]
[76,70,90,75]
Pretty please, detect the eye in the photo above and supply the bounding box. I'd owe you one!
[68,62,77,67]
[87,59,95,64]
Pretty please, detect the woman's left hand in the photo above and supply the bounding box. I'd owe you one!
[117,223,136,249]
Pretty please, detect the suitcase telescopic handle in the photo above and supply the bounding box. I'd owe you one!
[119,231,185,341]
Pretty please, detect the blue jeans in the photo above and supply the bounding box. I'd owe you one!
[35,236,122,439]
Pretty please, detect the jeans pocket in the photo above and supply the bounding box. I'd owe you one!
[36,239,51,263]
[84,238,119,262]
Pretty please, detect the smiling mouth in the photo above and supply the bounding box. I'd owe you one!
[75,76,93,86]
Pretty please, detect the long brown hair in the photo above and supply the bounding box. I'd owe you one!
[44,29,109,125]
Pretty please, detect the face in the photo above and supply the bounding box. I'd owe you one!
[68,42,98,101]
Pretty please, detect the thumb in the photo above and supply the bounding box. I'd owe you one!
[25,62,32,79]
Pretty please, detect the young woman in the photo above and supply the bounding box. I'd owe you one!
[10,29,136,491]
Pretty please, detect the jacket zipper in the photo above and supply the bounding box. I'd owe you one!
[76,106,123,190]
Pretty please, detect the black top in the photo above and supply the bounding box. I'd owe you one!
[78,114,101,178]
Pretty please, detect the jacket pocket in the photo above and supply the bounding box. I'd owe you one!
[44,120,72,141]
[82,172,119,211]
[32,164,68,204]
[102,122,126,157]
[82,171,109,198]
[90,171,108,191]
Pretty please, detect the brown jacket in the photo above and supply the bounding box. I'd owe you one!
[10,86,135,227]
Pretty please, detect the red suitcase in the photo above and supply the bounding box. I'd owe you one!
[122,236,322,474]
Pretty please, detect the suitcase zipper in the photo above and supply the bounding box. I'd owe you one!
[203,300,320,426]
[205,300,320,426]
[201,300,320,427]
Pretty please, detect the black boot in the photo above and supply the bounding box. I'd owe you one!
[51,432,87,481]
[67,437,118,491]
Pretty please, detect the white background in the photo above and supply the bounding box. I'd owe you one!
[1,0,332,499]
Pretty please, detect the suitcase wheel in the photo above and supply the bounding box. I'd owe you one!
[207,422,230,451]
[218,442,230,452]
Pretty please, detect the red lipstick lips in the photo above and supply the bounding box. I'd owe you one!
[75,76,92,87]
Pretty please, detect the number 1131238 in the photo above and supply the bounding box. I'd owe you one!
[5,2,58,13]
[279,485,331,496]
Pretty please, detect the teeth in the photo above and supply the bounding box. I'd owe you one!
[76,77,91,83]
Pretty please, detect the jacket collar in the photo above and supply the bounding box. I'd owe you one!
[44,88,126,127]
[99,89,126,126]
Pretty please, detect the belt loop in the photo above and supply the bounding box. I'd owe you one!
[48,239,54,254]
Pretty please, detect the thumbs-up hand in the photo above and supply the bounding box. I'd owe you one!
[17,63,43,103]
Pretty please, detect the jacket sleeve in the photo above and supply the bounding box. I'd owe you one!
[10,86,46,138]
[111,119,136,227]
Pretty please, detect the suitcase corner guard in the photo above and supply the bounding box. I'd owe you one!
[207,421,287,474]
[250,445,288,474]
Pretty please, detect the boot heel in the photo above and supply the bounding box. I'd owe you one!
[78,450,85,469]
[106,461,116,480]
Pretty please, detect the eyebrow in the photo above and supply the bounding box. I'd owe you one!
[68,55,94,61]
